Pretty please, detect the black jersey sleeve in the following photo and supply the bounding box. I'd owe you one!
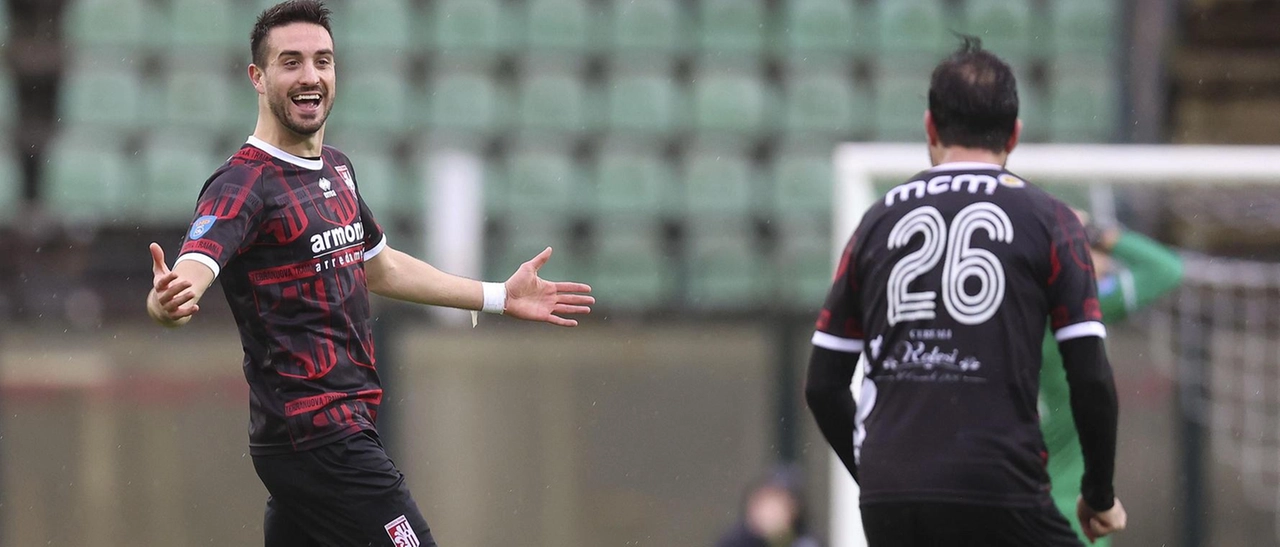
[813,232,867,353]
[1045,201,1105,341]
[1059,335,1118,510]
[339,159,388,261]
[176,165,266,277]
[356,188,387,261]
[806,345,861,482]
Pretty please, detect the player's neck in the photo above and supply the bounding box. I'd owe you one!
[931,146,1008,168]
[252,120,325,159]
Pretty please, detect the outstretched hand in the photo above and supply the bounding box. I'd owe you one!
[147,242,200,326]
[502,247,593,327]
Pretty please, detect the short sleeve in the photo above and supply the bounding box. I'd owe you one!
[813,231,866,353]
[175,166,265,278]
[1045,201,1105,341]
[341,161,387,261]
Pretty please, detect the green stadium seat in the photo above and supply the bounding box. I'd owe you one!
[692,71,772,135]
[589,228,673,310]
[139,133,222,224]
[44,132,135,222]
[610,0,686,55]
[502,148,590,215]
[959,0,1032,60]
[524,0,595,54]
[58,63,146,131]
[781,0,863,57]
[872,74,927,141]
[776,235,833,305]
[518,72,590,134]
[328,68,411,133]
[167,0,237,52]
[594,147,675,216]
[697,0,766,55]
[1050,0,1118,55]
[682,149,755,215]
[427,72,508,134]
[161,69,236,132]
[330,0,413,56]
[605,74,682,134]
[488,217,575,282]
[1047,70,1117,142]
[431,0,511,56]
[783,72,868,136]
[685,230,768,309]
[64,0,158,50]
[771,151,833,217]
[877,0,949,55]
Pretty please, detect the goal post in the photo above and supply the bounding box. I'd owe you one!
[828,143,1280,547]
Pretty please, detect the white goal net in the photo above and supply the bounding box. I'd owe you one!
[829,143,1280,547]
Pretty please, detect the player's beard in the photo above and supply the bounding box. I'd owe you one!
[268,85,332,137]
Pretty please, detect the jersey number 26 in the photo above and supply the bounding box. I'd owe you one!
[886,202,1014,326]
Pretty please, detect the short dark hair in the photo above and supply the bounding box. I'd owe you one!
[250,0,333,67]
[927,36,1019,153]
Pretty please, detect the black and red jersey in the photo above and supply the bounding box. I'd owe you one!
[177,137,387,455]
[813,162,1104,507]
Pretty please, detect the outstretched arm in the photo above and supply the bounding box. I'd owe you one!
[364,245,593,327]
[146,242,216,328]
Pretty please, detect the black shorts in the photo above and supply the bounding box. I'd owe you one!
[861,501,1083,547]
[252,430,437,547]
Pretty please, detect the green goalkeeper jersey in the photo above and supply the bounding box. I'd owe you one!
[1039,231,1184,545]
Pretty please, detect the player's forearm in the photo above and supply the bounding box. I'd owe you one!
[366,248,485,310]
[147,260,215,328]
[1059,336,1119,511]
[805,346,861,481]
[1110,232,1184,306]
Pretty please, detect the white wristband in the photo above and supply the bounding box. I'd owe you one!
[481,282,506,314]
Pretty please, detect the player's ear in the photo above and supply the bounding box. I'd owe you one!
[249,64,266,94]
[924,110,939,147]
[1006,119,1023,153]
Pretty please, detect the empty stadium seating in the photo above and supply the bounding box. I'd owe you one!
[780,0,864,58]
[37,0,1126,311]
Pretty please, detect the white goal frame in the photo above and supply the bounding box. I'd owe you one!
[828,142,1280,547]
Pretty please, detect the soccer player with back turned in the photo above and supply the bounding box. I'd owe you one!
[144,2,594,546]
[805,38,1127,546]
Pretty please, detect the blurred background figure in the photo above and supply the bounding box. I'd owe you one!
[1039,209,1184,546]
[718,466,822,547]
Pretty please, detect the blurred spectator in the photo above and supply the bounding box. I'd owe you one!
[717,466,821,547]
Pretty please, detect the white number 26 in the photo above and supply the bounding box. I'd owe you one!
[886,202,1014,326]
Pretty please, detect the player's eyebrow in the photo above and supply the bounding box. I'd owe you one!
[276,49,334,59]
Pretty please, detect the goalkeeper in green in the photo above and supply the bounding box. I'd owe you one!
[1039,212,1184,544]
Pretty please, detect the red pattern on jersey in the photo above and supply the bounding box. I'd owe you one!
[1083,297,1103,321]
[260,163,311,245]
[183,143,387,455]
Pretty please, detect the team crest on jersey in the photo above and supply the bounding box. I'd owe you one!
[998,174,1025,188]
[384,515,420,547]
[188,215,217,240]
[335,165,356,193]
[319,177,337,199]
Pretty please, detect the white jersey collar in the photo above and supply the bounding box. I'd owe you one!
[246,136,324,171]
[927,161,1003,172]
